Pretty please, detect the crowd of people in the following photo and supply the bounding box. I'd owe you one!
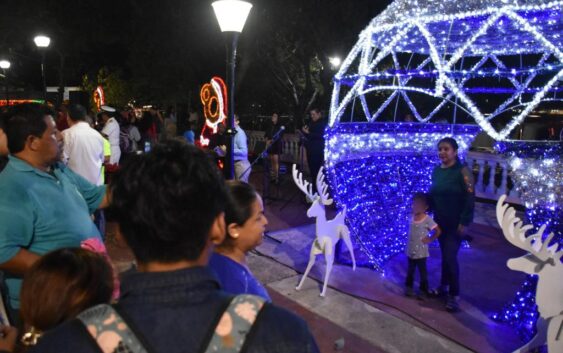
[0,101,475,351]
[0,103,319,353]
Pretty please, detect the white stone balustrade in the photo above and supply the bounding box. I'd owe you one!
[466,151,522,205]
[247,130,304,165]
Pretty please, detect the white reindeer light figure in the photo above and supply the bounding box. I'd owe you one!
[496,195,563,353]
[293,164,356,297]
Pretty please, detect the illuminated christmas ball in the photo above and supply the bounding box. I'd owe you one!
[325,123,480,270]
[329,0,563,140]
[325,0,562,342]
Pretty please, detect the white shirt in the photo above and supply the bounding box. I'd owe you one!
[101,118,120,147]
[62,122,105,185]
[102,118,121,165]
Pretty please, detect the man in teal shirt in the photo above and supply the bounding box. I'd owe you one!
[0,104,109,315]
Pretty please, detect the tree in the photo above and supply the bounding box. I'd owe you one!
[237,0,390,121]
[0,0,392,116]
[259,28,325,122]
[82,67,132,110]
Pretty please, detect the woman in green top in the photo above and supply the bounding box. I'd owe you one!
[430,137,474,312]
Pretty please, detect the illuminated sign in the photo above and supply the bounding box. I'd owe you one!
[0,99,44,107]
[199,77,227,147]
[93,86,105,111]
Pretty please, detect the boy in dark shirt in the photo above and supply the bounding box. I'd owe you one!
[30,140,319,353]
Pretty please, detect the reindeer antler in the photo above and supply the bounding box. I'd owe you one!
[316,167,333,206]
[496,195,562,262]
[292,164,317,201]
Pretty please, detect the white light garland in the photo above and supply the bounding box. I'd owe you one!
[441,11,503,74]
[425,56,491,122]
[207,78,227,131]
[371,1,560,35]
[329,0,563,140]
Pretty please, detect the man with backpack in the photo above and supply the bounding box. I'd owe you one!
[30,140,319,353]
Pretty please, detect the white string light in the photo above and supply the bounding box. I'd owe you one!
[329,0,563,140]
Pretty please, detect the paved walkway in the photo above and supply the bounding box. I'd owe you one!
[248,251,384,353]
[255,218,525,353]
[250,249,471,353]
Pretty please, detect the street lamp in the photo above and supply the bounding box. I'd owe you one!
[329,56,341,69]
[0,60,10,106]
[212,0,252,180]
[34,35,51,101]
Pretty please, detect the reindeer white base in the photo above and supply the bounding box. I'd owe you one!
[292,165,356,297]
[496,195,563,353]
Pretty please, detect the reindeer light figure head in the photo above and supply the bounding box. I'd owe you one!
[292,164,355,297]
[496,195,563,321]
[496,196,563,352]
[292,165,333,218]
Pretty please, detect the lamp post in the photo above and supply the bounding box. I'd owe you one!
[34,35,50,102]
[212,0,252,180]
[0,60,10,106]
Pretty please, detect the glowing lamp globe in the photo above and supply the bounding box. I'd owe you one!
[33,35,51,48]
[0,60,10,70]
[212,0,253,33]
[329,56,342,68]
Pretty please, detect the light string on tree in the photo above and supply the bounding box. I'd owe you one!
[93,86,105,111]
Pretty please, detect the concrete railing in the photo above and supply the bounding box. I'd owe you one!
[245,130,522,205]
[466,151,522,205]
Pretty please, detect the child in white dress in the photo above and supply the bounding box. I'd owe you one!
[405,193,441,298]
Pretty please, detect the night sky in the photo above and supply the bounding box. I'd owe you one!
[0,0,391,113]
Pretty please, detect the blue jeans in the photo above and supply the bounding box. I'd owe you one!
[438,231,462,296]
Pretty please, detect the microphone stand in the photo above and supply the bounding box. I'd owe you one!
[241,127,285,199]
[279,140,306,211]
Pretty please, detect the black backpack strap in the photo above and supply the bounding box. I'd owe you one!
[200,294,267,353]
[77,303,156,353]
